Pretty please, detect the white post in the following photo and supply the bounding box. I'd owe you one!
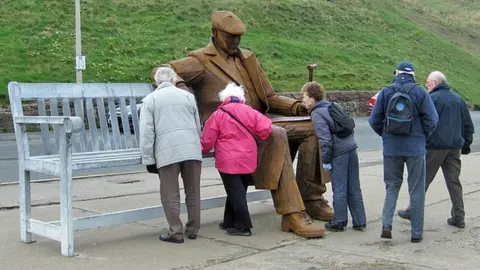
[74,0,85,118]
[75,0,84,83]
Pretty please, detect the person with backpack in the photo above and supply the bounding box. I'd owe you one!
[369,61,438,243]
[301,81,366,232]
[201,82,272,237]
[397,71,475,229]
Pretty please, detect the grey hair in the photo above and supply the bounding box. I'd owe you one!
[218,82,246,102]
[154,67,177,85]
[428,71,448,84]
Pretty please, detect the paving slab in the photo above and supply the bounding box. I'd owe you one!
[0,205,258,270]
[202,192,480,270]
[74,186,304,251]
[0,166,222,209]
[203,243,429,270]
[304,192,480,270]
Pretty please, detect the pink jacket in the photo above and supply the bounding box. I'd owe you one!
[201,98,272,174]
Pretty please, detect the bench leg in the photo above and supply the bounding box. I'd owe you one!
[19,169,33,243]
[59,133,75,257]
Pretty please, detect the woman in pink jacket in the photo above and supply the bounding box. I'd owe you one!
[201,82,272,236]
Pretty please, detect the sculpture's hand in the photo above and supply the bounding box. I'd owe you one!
[294,102,309,116]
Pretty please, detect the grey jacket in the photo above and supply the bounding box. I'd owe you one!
[139,82,202,169]
[310,99,357,164]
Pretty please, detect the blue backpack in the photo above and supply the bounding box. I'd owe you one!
[384,83,418,135]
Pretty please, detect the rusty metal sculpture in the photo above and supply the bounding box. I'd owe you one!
[151,11,333,238]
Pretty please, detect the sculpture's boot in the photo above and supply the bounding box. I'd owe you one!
[304,198,334,222]
[281,212,325,238]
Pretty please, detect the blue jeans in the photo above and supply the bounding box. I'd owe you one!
[382,155,426,239]
[330,149,366,227]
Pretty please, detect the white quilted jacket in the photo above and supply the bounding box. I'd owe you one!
[139,82,202,168]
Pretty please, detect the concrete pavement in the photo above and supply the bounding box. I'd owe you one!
[1,150,480,269]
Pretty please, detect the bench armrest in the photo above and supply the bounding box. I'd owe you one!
[14,116,84,133]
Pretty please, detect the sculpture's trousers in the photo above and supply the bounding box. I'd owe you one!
[275,120,328,201]
[253,122,327,216]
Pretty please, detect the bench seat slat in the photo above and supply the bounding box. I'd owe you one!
[26,149,141,173]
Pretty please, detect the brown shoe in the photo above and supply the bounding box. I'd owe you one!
[281,212,325,238]
[304,199,334,221]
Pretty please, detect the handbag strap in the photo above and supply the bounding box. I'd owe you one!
[220,107,256,139]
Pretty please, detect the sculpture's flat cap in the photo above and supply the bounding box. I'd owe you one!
[211,11,246,35]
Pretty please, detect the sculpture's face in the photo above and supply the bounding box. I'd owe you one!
[213,29,242,55]
[302,92,316,109]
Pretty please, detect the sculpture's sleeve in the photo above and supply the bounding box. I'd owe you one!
[254,58,307,116]
[151,56,205,94]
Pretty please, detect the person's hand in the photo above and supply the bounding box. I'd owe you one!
[461,145,471,155]
[322,163,332,171]
[146,164,158,174]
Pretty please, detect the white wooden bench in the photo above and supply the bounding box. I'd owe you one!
[8,81,271,257]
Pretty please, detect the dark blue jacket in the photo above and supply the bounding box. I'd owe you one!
[311,99,358,163]
[427,83,474,150]
[368,74,438,156]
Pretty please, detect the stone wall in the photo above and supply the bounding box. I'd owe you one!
[0,91,378,133]
[281,90,378,116]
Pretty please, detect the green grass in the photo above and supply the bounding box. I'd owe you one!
[1,0,479,105]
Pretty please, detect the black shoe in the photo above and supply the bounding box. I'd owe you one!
[226,228,252,236]
[381,225,392,239]
[325,222,345,232]
[411,237,423,243]
[159,229,184,243]
[353,224,366,231]
[447,218,465,229]
[219,222,233,231]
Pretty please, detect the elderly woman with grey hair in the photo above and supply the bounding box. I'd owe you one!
[201,82,272,237]
[140,66,203,244]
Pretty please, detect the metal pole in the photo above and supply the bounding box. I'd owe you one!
[75,0,83,83]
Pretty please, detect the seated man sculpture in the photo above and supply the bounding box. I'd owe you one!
[151,10,332,238]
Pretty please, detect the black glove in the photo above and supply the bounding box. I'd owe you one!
[461,145,471,155]
[146,164,158,174]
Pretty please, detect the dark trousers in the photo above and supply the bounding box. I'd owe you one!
[426,149,464,220]
[219,172,253,230]
[403,149,465,221]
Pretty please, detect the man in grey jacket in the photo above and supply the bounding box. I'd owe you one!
[140,67,203,244]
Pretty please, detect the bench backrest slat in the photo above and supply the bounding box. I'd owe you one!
[73,98,88,152]
[118,98,134,149]
[8,82,154,156]
[107,96,124,150]
[61,97,80,152]
[96,97,112,151]
[129,96,140,144]
[37,98,53,155]
[49,98,60,147]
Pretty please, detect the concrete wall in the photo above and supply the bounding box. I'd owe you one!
[0,91,378,133]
